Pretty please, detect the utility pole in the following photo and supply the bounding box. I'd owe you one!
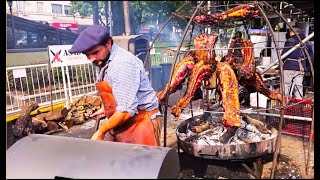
[92,1,99,25]
[123,1,131,35]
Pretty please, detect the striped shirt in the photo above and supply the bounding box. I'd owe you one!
[96,44,159,117]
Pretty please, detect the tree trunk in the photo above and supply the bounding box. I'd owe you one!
[111,1,125,36]
[104,1,109,27]
[92,1,99,25]
[123,1,131,35]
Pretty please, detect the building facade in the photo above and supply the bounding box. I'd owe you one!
[6,1,106,33]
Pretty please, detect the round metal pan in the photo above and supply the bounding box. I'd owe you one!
[176,114,278,160]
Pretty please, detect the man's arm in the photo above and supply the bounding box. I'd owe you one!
[91,111,132,140]
[281,38,296,61]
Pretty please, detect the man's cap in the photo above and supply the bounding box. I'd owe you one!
[69,25,110,53]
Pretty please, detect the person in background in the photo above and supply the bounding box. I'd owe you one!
[69,25,162,146]
[281,26,313,99]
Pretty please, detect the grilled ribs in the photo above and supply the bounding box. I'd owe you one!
[157,56,195,101]
[171,62,213,117]
[236,40,255,79]
[216,62,241,128]
[174,4,260,25]
[158,34,217,102]
[238,71,282,102]
[194,34,218,64]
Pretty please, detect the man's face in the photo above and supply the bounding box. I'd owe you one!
[289,31,295,37]
[84,39,112,67]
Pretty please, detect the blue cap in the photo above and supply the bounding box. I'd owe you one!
[69,25,110,53]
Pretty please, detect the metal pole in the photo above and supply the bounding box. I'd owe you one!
[256,2,286,179]
[306,107,314,175]
[163,1,206,147]
[260,32,314,74]
[9,4,15,48]
[240,111,312,121]
[108,1,112,36]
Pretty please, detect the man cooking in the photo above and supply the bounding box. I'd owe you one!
[281,26,313,99]
[69,25,161,146]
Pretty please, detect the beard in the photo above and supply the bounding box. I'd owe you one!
[93,53,110,68]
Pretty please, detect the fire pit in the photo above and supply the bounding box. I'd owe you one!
[176,114,278,160]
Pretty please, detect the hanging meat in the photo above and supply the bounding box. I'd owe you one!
[173,4,260,26]
[157,4,283,125]
[157,34,218,103]
[216,62,241,129]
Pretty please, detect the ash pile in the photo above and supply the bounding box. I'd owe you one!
[177,109,277,146]
[177,103,277,146]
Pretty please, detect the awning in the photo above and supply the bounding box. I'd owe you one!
[52,22,78,30]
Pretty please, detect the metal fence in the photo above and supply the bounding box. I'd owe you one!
[6,63,97,115]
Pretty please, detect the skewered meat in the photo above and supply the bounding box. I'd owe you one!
[157,56,195,101]
[222,38,282,103]
[238,71,282,102]
[171,62,213,117]
[216,62,241,128]
[236,40,255,79]
[173,4,260,25]
[157,34,217,102]
[220,4,260,19]
[194,34,218,64]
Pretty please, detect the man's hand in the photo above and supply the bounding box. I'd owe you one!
[90,104,106,119]
[91,129,105,141]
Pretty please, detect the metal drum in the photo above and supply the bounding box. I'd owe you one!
[7,134,180,179]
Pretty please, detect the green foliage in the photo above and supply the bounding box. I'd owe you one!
[70,1,93,18]
[70,1,107,19]
[128,1,188,34]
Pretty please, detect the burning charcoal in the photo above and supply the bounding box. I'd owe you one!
[241,114,270,134]
[192,121,210,133]
[242,123,260,134]
[259,133,271,140]
[236,128,261,143]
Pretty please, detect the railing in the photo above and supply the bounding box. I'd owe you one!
[6,62,97,115]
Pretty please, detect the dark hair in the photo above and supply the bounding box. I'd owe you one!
[99,36,113,46]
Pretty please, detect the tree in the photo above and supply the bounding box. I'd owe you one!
[70,1,93,18]
[123,1,131,35]
[128,1,187,34]
[70,1,105,25]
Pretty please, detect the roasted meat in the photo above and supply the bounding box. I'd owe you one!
[174,4,260,25]
[238,71,282,103]
[216,62,241,128]
[236,40,255,79]
[194,34,218,64]
[220,4,260,19]
[157,34,218,102]
[171,62,213,117]
[157,56,195,101]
